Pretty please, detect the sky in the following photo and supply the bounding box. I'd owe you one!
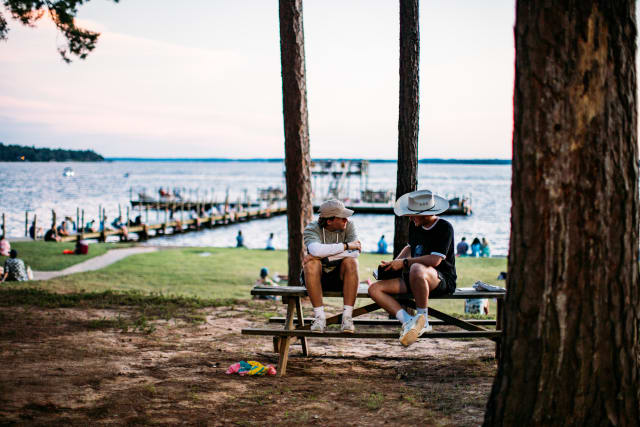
[0,0,516,159]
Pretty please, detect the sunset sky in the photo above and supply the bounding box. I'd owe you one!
[0,0,516,159]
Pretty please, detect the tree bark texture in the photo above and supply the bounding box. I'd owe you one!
[279,0,313,285]
[394,0,420,257]
[485,2,640,425]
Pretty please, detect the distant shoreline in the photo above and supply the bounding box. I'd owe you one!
[106,157,512,165]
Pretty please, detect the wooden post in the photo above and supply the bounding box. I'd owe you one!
[118,204,122,218]
[51,209,57,229]
[98,205,102,223]
[25,211,28,237]
[145,205,149,224]
[76,207,80,233]
[81,210,85,232]
[33,214,37,240]
[126,206,130,225]
[1,213,5,237]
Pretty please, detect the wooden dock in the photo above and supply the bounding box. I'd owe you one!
[58,206,287,243]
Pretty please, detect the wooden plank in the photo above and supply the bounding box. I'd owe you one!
[267,317,498,326]
[252,285,506,299]
[427,307,488,332]
[294,297,309,356]
[242,328,502,339]
[276,299,296,377]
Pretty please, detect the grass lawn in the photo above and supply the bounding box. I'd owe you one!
[4,247,506,316]
[2,241,136,271]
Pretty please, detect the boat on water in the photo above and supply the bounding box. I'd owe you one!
[62,167,74,177]
[309,159,473,216]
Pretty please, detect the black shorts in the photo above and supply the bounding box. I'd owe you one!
[402,270,455,297]
[300,262,344,292]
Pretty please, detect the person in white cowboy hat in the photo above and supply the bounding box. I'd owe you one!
[368,189,457,347]
[302,199,362,333]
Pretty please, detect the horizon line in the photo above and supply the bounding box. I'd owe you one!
[105,157,512,164]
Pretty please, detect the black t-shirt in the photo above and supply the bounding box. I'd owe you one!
[408,218,457,285]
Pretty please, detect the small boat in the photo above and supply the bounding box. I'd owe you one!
[62,167,74,177]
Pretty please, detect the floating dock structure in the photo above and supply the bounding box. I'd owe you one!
[58,205,287,243]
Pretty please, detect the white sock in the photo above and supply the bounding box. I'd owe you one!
[313,306,325,319]
[395,309,412,324]
[417,307,429,326]
[343,305,353,318]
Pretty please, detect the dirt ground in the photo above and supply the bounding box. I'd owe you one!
[0,300,497,426]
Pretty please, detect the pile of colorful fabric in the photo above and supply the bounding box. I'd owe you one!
[225,361,276,376]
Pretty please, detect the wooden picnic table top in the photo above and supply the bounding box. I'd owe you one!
[251,284,505,299]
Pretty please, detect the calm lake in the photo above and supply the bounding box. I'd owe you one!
[0,161,512,255]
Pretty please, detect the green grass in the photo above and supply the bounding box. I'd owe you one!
[3,247,506,315]
[2,240,136,271]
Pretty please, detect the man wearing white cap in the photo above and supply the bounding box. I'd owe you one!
[368,189,457,347]
[302,199,362,333]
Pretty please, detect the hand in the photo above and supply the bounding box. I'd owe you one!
[302,253,321,266]
[346,240,362,252]
[381,259,403,271]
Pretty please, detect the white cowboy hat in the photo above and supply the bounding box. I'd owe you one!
[394,189,449,216]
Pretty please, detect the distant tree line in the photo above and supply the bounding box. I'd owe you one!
[0,143,104,162]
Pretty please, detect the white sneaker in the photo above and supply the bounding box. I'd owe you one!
[310,317,326,333]
[418,324,433,337]
[399,314,426,347]
[341,316,355,333]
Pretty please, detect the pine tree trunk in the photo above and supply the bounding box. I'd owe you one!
[484,2,640,425]
[279,0,313,285]
[394,0,420,257]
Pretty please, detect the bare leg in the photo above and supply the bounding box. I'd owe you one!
[303,259,324,308]
[367,278,408,316]
[340,257,359,306]
[408,264,441,308]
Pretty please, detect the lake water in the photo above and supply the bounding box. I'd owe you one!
[0,161,512,255]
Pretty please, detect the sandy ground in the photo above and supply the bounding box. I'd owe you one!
[0,300,497,426]
[33,247,159,280]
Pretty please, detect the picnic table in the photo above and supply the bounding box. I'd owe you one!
[242,284,506,376]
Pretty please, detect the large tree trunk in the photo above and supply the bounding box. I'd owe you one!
[394,0,420,257]
[485,2,640,425]
[279,0,313,285]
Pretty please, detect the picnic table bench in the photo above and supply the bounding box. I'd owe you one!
[241,284,506,376]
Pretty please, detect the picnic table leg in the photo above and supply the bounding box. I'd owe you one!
[295,297,309,356]
[495,297,504,359]
[277,297,296,376]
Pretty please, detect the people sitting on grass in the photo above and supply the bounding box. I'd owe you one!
[253,267,279,300]
[480,237,491,257]
[377,234,388,254]
[1,249,28,282]
[29,219,43,239]
[44,226,61,242]
[456,236,469,256]
[0,235,10,257]
[470,237,482,257]
[368,189,457,347]
[265,233,275,250]
[302,199,361,333]
[236,230,245,248]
